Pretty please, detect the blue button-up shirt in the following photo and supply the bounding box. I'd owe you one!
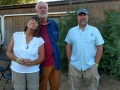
[65,24,104,71]
[39,18,61,71]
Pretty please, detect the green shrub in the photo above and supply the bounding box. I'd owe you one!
[96,10,120,81]
[58,11,78,73]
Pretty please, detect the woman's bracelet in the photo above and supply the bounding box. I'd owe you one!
[16,58,19,63]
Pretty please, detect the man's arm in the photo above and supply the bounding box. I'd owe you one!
[95,45,103,64]
[66,43,72,63]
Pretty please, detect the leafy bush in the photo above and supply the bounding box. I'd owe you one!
[96,10,120,81]
[58,11,78,73]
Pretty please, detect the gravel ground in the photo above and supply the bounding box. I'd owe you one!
[1,71,120,90]
[59,71,120,90]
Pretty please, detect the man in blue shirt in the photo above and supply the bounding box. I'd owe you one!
[35,1,61,90]
[65,9,104,90]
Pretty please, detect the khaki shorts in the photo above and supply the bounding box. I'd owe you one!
[12,70,39,90]
[68,63,100,90]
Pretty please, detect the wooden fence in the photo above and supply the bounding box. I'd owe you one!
[0,0,120,51]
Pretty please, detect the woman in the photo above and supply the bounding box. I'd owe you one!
[6,16,45,90]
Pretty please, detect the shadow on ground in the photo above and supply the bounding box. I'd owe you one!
[0,70,120,90]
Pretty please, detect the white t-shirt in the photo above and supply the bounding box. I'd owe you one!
[11,32,45,73]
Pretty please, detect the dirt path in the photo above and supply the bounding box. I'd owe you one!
[59,71,120,90]
[0,71,120,90]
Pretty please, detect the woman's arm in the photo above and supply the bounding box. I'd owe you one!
[6,36,24,64]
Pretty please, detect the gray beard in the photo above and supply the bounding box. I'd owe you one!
[38,13,48,18]
[79,21,88,26]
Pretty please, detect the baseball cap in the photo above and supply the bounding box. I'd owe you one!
[77,9,89,15]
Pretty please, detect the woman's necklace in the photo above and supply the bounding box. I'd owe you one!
[26,36,33,49]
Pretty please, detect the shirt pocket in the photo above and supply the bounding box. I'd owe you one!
[84,34,95,43]
[52,31,58,41]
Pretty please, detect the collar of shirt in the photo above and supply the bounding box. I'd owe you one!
[78,24,89,31]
